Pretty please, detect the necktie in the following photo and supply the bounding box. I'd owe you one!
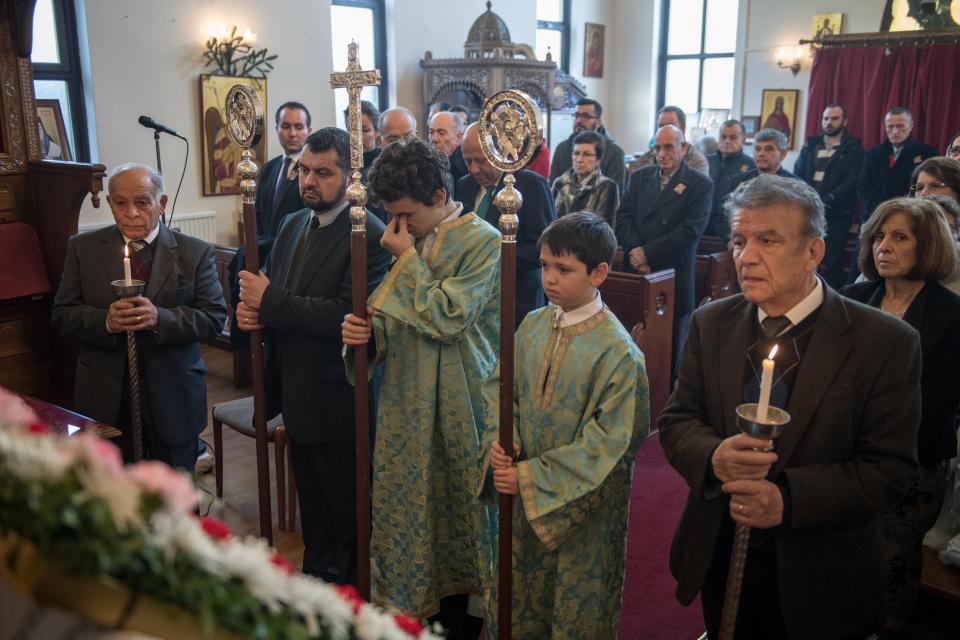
[128,240,151,284]
[761,315,791,339]
[272,156,292,214]
[476,186,495,220]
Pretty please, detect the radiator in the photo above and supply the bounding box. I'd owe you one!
[77,210,217,244]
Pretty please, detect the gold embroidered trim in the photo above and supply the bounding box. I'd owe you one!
[427,212,476,266]
[370,246,416,310]
[535,308,611,409]
[518,460,558,551]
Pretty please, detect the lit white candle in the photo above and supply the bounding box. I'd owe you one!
[123,244,133,286]
[757,344,778,423]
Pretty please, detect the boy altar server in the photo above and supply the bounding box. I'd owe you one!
[342,137,499,637]
[481,212,650,639]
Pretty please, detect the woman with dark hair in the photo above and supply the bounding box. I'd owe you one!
[551,130,620,226]
[945,132,960,162]
[841,197,960,637]
[909,156,960,201]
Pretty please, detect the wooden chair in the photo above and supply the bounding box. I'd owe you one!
[601,269,676,429]
[695,250,737,307]
[211,397,297,532]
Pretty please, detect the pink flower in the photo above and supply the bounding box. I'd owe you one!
[79,433,124,475]
[200,515,232,541]
[269,552,294,575]
[394,614,424,637]
[127,460,197,512]
[0,386,39,425]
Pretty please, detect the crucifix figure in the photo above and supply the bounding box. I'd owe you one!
[328,41,381,602]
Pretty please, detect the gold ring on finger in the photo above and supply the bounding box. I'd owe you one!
[137,315,142,322]
[737,504,744,514]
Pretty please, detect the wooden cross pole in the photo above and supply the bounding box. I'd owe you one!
[223,85,272,544]
[330,41,381,601]
[478,91,542,640]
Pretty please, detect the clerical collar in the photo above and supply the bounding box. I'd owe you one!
[757,277,824,332]
[417,203,463,259]
[123,223,161,246]
[552,291,603,328]
[312,199,349,228]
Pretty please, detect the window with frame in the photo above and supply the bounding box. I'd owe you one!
[32,0,90,162]
[330,0,388,129]
[657,0,739,121]
[536,0,570,72]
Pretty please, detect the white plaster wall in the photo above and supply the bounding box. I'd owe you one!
[74,0,892,245]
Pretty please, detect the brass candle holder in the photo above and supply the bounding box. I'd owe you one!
[718,402,791,640]
[111,279,147,461]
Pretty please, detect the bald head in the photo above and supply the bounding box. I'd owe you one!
[379,107,417,146]
[461,122,500,188]
[653,125,685,173]
[428,111,463,156]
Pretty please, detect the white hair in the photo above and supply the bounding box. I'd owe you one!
[108,163,165,196]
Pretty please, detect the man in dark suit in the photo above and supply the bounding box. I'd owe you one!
[794,104,864,290]
[714,128,801,242]
[429,111,467,184]
[456,121,555,326]
[858,107,938,220]
[616,124,712,370]
[52,163,227,470]
[228,101,310,341]
[705,119,755,237]
[659,175,921,639]
[236,128,390,583]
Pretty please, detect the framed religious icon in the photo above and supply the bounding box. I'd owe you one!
[811,13,843,38]
[583,23,605,78]
[199,74,267,196]
[881,0,960,31]
[741,115,761,139]
[36,99,71,161]
[760,89,799,149]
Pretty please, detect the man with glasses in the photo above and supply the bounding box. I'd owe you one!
[794,104,864,289]
[857,107,938,220]
[635,106,710,177]
[549,98,626,192]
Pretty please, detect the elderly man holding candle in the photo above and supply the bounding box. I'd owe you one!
[659,174,922,639]
[52,163,227,470]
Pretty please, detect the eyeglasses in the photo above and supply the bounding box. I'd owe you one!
[572,151,597,158]
[913,181,948,194]
[573,112,598,120]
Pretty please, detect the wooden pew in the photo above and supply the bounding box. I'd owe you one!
[695,250,737,307]
[601,269,675,430]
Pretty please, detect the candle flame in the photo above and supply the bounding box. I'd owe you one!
[124,244,129,258]
[768,344,779,359]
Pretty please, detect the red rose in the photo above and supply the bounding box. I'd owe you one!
[393,614,424,637]
[28,421,50,435]
[334,583,364,613]
[270,552,295,575]
[199,516,232,541]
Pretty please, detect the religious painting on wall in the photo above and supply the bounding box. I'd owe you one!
[583,23,605,78]
[760,89,799,149]
[199,74,267,196]
[699,109,730,136]
[881,0,960,31]
[811,13,843,38]
[36,99,71,161]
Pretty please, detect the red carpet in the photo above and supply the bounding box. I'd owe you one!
[619,432,704,639]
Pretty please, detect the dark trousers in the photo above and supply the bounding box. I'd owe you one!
[426,594,482,640]
[822,213,853,290]
[701,536,788,640]
[114,371,198,471]
[673,311,692,380]
[288,436,358,585]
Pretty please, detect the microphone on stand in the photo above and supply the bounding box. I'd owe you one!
[138,115,185,139]
[137,115,189,227]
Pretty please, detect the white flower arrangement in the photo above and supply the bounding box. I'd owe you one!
[0,387,442,640]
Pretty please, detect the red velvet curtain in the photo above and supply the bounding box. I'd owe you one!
[805,43,960,152]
